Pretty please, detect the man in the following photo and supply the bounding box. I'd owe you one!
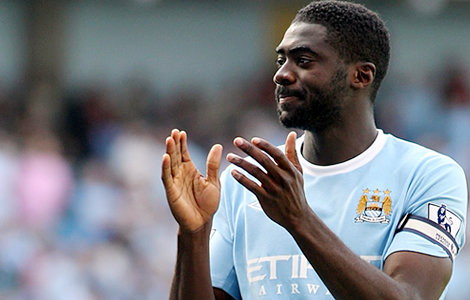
[161,1,468,299]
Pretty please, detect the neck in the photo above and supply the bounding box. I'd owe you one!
[301,118,377,166]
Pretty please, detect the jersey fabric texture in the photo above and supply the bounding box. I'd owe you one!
[210,130,468,299]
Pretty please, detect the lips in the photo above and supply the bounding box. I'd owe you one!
[278,95,299,104]
[275,86,305,103]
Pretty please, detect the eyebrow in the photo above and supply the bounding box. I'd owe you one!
[275,46,319,57]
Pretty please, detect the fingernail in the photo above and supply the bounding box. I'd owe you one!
[231,169,241,179]
[234,138,243,146]
[252,137,260,144]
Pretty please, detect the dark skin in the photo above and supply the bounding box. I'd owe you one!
[162,22,452,300]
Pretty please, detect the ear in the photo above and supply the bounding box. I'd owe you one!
[351,62,376,90]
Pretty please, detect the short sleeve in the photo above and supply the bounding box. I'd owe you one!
[385,155,468,260]
[210,169,241,300]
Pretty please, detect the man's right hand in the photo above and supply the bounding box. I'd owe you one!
[161,129,223,234]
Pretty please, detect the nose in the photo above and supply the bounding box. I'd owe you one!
[273,63,296,86]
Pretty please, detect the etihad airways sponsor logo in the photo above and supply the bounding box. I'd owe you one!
[246,254,381,296]
[255,282,330,297]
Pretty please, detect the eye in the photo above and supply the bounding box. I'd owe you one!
[276,57,285,67]
[297,57,311,66]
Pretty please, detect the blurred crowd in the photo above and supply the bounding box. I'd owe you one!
[0,59,469,299]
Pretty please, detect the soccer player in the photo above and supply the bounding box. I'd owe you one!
[161,1,468,299]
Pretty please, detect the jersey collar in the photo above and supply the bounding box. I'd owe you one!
[296,129,387,176]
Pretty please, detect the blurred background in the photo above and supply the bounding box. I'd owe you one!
[0,0,469,299]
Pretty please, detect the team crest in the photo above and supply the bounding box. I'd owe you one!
[355,189,392,224]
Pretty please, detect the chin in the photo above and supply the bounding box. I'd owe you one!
[278,116,303,130]
[277,109,298,128]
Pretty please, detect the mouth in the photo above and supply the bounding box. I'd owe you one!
[276,86,305,104]
[278,95,299,104]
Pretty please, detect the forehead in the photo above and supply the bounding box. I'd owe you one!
[276,22,331,54]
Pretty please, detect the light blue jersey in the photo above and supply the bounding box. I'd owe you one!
[210,130,468,299]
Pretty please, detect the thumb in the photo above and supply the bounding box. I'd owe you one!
[206,144,223,185]
[285,131,302,173]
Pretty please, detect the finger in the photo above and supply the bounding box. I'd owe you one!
[180,130,192,162]
[285,131,302,173]
[161,153,172,186]
[234,137,279,175]
[206,144,223,186]
[171,129,182,164]
[249,137,292,172]
[230,168,265,198]
[161,153,176,198]
[226,152,271,186]
[166,135,179,177]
